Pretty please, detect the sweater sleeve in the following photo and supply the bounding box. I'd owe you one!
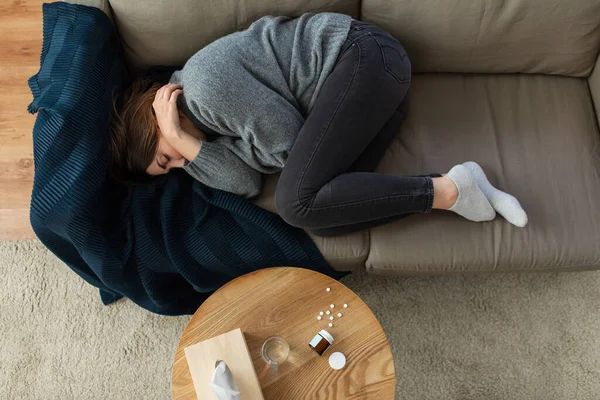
[184,137,263,199]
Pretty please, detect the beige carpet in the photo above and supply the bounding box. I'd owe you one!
[2,241,600,399]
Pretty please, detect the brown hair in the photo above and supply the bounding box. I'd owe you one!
[108,78,161,183]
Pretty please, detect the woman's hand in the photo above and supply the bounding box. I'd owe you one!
[153,83,204,162]
[153,83,183,140]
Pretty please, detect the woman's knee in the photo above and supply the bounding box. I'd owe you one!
[275,185,300,227]
[275,184,314,228]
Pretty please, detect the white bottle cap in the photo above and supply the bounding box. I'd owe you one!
[319,329,334,344]
[329,352,346,370]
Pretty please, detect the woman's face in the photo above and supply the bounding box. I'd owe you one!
[145,135,185,176]
[145,111,203,176]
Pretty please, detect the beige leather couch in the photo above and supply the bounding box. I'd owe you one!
[71,0,600,275]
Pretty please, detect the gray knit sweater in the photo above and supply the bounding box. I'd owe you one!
[169,12,352,198]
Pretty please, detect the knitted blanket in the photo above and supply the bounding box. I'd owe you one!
[27,2,345,316]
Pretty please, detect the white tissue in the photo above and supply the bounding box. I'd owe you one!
[210,360,241,400]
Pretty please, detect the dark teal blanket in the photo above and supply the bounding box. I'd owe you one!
[28,3,344,316]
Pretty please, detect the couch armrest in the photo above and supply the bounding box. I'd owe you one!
[62,0,113,22]
[590,51,600,126]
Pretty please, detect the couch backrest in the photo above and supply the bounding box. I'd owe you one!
[591,53,600,127]
[362,0,600,77]
[66,0,112,20]
[108,0,360,75]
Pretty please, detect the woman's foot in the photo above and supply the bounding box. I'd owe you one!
[463,161,528,227]
[433,165,496,222]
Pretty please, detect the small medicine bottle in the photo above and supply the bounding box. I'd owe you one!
[309,329,335,356]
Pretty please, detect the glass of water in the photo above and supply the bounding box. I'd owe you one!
[260,336,290,367]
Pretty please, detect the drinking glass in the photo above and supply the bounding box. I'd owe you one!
[260,336,290,367]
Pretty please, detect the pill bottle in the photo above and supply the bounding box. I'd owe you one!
[309,330,334,356]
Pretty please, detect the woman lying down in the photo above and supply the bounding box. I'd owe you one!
[109,12,527,237]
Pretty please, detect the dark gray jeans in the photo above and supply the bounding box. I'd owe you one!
[275,20,439,237]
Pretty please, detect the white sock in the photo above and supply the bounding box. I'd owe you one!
[463,161,528,227]
[446,165,496,222]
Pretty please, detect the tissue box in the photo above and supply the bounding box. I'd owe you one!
[185,328,265,399]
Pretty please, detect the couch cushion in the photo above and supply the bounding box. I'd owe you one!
[367,74,600,275]
[590,52,600,125]
[253,174,369,271]
[108,0,360,74]
[307,231,369,272]
[361,0,600,77]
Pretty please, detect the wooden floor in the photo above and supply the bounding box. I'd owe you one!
[0,0,43,240]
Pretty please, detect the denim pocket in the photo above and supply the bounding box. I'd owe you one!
[372,33,411,84]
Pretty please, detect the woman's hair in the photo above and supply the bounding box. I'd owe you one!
[108,78,162,183]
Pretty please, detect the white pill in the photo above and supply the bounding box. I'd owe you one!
[329,316,334,320]
[337,313,342,317]
[330,304,335,308]
[329,352,346,370]
[317,316,322,320]
[328,323,334,327]
[343,304,348,308]
[326,288,331,292]
[326,311,331,315]
[319,311,324,316]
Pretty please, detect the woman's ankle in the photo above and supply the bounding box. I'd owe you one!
[432,176,458,210]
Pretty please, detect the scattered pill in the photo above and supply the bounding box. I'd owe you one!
[319,311,324,316]
[337,313,342,317]
[326,288,331,292]
[329,323,334,327]
[329,316,334,320]
[343,304,348,308]
[326,310,331,315]
[330,304,335,308]
[317,316,322,320]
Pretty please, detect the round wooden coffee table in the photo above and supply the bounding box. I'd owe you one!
[172,267,395,399]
